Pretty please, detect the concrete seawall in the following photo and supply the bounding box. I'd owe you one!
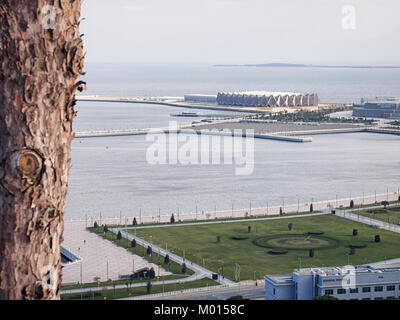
[75,128,312,142]
[77,97,268,114]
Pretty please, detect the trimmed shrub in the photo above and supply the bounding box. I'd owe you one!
[375,235,381,243]
[352,229,358,236]
[267,250,288,255]
[307,232,324,236]
[231,237,249,241]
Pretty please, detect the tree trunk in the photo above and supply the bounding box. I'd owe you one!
[0,1,84,300]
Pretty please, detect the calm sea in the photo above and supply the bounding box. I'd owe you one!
[65,63,400,220]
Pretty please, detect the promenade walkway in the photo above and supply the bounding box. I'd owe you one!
[62,221,170,284]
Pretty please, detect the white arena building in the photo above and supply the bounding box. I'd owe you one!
[217,91,319,107]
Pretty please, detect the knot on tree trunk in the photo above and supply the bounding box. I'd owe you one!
[1,149,43,194]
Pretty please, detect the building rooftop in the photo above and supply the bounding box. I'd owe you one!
[292,266,400,277]
[265,274,295,284]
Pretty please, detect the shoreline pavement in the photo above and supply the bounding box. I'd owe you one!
[66,191,400,227]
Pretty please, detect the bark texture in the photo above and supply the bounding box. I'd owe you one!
[0,0,84,300]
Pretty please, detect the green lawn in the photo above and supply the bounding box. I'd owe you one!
[356,205,400,225]
[61,278,218,300]
[130,215,400,281]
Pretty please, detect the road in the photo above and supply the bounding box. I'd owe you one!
[159,283,265,300]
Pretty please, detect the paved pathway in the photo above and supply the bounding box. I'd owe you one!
[62,221,170,284]
[336,209,400,234]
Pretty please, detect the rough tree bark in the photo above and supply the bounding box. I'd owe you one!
[0,1,84,299]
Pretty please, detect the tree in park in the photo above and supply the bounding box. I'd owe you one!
[350,247,356,255]
[310,203,314,213]
[352,229,358,236]
[288,223,293,231]
[309,249,314,258]
[0,1,85,300]
[375,235,381,243]
[248,226,252,233]
[381,201,389,209]
[147,268,156,279]
[170,213,175,224]
[103,225,109,234]
[117,231,122,241]
[217,236,221,243]
[147,246,152,256]
[350,200,354,208]
[132,217,137,227]
[94,221,99,228]
[131,239,137,248]
[279,207,283,216]
[164,254,170,265]
[182,263,187,274]
[146,281,152,294]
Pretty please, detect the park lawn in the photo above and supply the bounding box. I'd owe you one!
[131,214,400,281]
[356,205,400,225]
[61,278,218,300]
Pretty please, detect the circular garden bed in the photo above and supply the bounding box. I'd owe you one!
[253,233,339,251]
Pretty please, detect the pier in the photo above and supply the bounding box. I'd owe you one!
[75,128,312,143]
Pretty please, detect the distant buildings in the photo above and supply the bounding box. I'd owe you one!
[265,265,400,300]
[183,91,320,108]
[217,91,319,108]
[353,98,400,119]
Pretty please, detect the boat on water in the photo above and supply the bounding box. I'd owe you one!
[171,112,240,118]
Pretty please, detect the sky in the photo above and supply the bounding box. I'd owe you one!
[80,0,400,65]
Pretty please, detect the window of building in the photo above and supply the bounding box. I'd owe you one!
[337,289,346,295]
[387,296,395,300]
[273,288,276,295]
[374,297,383,300]
[374,286,383,292]
[325,289,334,295]
[362,287,371,293]
[350,288,358,294]
[387,285,395,291]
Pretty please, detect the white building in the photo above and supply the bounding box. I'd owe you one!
[217,91,319,107]
[265,266,400,300]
